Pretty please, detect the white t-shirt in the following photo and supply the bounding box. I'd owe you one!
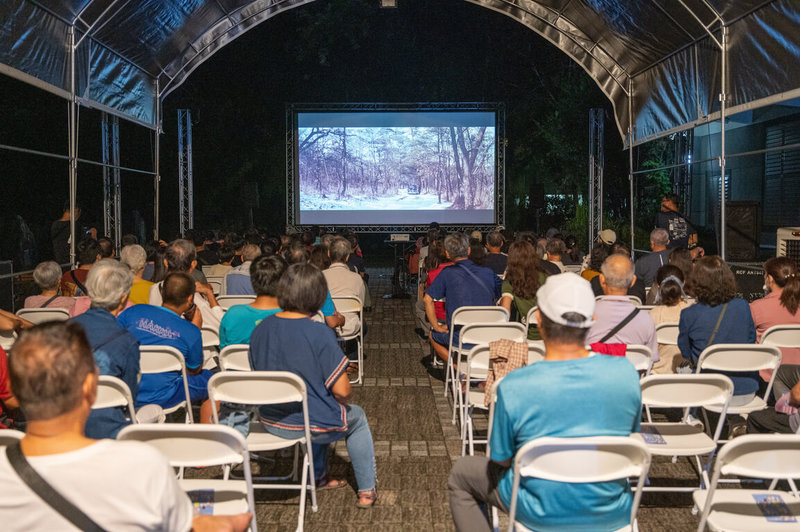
[149,281,224,330]
[0,440,193,531]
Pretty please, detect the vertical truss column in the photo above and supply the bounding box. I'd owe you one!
[177,109,194,237]
[101,112,122,254]
[588,108,605,249]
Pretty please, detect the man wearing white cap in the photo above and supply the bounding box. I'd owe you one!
[448,273,642,532]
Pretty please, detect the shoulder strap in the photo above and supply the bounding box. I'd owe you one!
[6,443,106,532]
[40,294,59,308]
[706,303,729,346]
[454,261,495,300]
[599,307,640,343]
[70,270,88,296]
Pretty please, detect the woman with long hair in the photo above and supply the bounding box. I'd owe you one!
[499,240,547,339]
[649,265,692,373]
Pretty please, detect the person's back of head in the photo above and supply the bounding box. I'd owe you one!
[86,259,133,311]
[424,239,446,272]
[600,253,635,294]
[218,245,236,265]
[470,230,482,243]
[444,232,469,260]
[244,231,261,246]
[309,245,331,270]
[320,234,335,250]
[120,244,147,276]
[165,239,196,273]
[121,234,138,247]
[241,243,261,263]
[224,232,244,252]
[185,229,204,247]
[486,231,504,251]
[345,233,359,252]
[654,264,685,306]
[545,238,566,260]
[687,255,736,307]
[536,273,595,348]
[764,256,800,315]
[469,242,486,265]
[516,231,537,247]
[250,255,287,297]
[10,321,96,422]
[77,238,101,266]
[506,240,543,299]
[161,272,195,307]
[650,228,669,250]
[97,237,114,259]
[277,263,328,314]
[33,261,62,292]
[329,236,351,264]
[286,245,309,265]
[300,230,315,247]
[588,242,611,272]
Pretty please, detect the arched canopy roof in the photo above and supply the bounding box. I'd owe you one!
[2,0,799,144]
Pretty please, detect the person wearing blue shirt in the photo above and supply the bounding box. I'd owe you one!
[424,232,502,364]
[285,245,345,330]
[69,259,141,438]
[448,273,642,532]
[219,255,286,348]
[119,272,214,423]
[223,244,260,296]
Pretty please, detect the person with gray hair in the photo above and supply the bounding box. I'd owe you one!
[323,236,366,347]
[586,254,658,358]
[634,227,671,287]
[223,243,262,295]
[120,244,153,305]
[68,259,142,438]
[24,261,76,312]
[425,232,502,363]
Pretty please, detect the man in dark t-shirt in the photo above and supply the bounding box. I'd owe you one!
[656,194,696,250]
[482,231,507,276]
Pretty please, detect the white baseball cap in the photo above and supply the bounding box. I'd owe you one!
[535,272,596,328]
[598,229,616,245]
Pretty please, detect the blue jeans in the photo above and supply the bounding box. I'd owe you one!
[263,404,376,492]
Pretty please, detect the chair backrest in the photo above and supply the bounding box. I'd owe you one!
[118,423,247,468]
[201,326,220,349]
[507,436,651,532]
[311,310,325,323]
[563,264,582,274]
[201,265,214,276]
[638,305,654,311]
[206,276,224,295]
[94,375,136,421]
[595,295,642,306]
[696,344,782,399]
[625,344,654,376]
[524,306,538,327]
[639,374,734,410]
[0,429,24,446]
[464,345,492,384]
[451,306,509,328]
[16,307,70,324]
[217,295,256,310]
[655,322,680,345]
[218,344,251,371]
[526,342,545,365]
[139,345,193,423]
[459,322,527,348]
[331,295,362,314]
[0,330,16,351]
[208,371,307,409]
[760,324,800,348]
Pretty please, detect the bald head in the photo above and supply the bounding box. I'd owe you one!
[600,253,635,294]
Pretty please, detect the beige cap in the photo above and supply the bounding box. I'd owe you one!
[598,229,617,245]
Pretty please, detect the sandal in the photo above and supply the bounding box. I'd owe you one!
[315,476,348,490]
[356,489,378,509]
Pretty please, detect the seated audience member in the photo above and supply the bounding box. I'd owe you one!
[544,238,567,273]
[226,232,246,268]
[482,231,507,276]
[499,241,548,340]
[224,243,262,296]
[286,246,345,331]
[425,233,502,363]
[679,256,757,404]
[470,230,483,243]
[634,228,670,287]
[586,254,659,358]
[121,234,138,247]
[141,240,164,282]
[562,234,583,265]
[649,265,691,373]
[249,263,378,507]
[149,239,224,330]
[97,236,115,259]
[0,347,19,429]
[581,241,610,281]
[120,244,153,305]
[69,259,141,438]
[309,244,331,271]
[591,244,647,303]
[448,273,642,532]
[207,244,236,277]
[528,237,560,276]
[323,237,366,339]
[189,229,219,266]
[414,239,451,339]
[645,247,696,304]
[468,239,487,266]
[60,238,101,296]
[220,255,286,348]
[345,233,366,275]
[24,261,76,313]
[0,321,250,531]
[747,365,800,434]
[121,272,214,422]
[750,256,800,376]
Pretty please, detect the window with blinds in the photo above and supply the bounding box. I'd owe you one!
[764,123,800,227]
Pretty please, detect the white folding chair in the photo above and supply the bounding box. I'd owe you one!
[118,424,257,532]
[444,306,509,400]
[208,371,317,531]
[0,429,24,446]
[453,322,526,427]
[638,305,654,311]
[563,264,582,274]
[524,306,538,338]
[526,341,545,365]
[139,346,194,423]
[217,295,256,310]
[0,330,16,351]
[760,324,800,350]
[94,375,137,423]
[655,322,680,345]
[206,276,224,296]
[331,296,364,384]
[15,307,70,324]
[633,374,733,492]
[507,436,651,532]
[625,344,654,377]
[694,434,800,532]
[218,344,251,371]
[201,265,214,276]
[596,295,643,306]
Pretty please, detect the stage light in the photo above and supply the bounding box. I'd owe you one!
[380,0,397,7]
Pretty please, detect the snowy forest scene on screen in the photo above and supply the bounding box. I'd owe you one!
[298,126,495,211]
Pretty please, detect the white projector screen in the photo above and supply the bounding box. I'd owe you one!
[294,108,498,226]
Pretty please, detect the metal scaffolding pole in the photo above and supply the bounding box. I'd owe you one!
[101,112,122,254]
[719,26,729,260]
[154,80,161,241]
[177,109,194,237]
[68,26,78,266]
[628,81,635,256]
[588,108,604,249]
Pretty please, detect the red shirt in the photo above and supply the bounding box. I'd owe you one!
[426,262,453,321]
[0,348,12,428]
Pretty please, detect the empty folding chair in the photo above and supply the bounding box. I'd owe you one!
[93,375,137,423]
[596,295,643,306]
[655,322,680,345]
[625,344,654,377]
[218,344,251,371]
[633,373,733,492]
[206,276,224,296]
[0,429,23,446]
[331,296,364,384]
[139,346,194,423]
[524,306,538,338]
[16,307,70,324]
[118,424,257,532]
[694,434,800,532]
[217,295,256,310]
[207,371,317,531]
[507,436,651,532]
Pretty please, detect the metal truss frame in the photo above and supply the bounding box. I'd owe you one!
[285,102,506,233]
[177,109,194,237]
[588,107,604,248]
[101,112,122,254]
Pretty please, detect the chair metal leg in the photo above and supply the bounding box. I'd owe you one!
[297,454,308,532]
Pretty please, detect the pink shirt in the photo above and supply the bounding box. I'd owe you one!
[750,289,800,380]
[24,295,76,313]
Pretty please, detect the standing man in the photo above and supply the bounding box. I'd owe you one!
[656,193,697,250]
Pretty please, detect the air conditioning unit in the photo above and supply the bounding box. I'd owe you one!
[777,227,800,262]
